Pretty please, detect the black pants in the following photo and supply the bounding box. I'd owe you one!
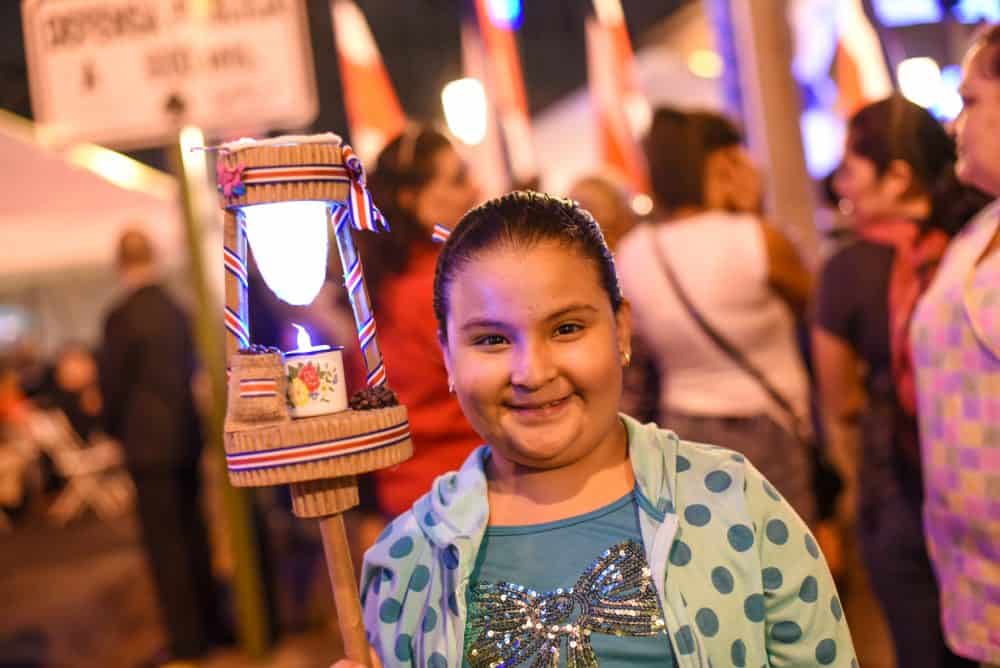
[132,465,222,660]
[859,492,975,668]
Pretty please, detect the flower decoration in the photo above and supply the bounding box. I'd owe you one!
[217,161,246,198]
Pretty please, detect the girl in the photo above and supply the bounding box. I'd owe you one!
[337,192,854,667]
[815,96,987,668]
[911,24,1000,668]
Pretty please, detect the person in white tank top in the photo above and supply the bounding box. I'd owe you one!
[617,108,816,523]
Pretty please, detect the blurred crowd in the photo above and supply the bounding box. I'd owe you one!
[3,22,1000,668]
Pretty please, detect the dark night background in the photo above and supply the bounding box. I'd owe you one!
[0,1,688,168]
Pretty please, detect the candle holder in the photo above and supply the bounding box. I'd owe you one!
[213,133,412,667]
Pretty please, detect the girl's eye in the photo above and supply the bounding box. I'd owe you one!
[555,323,584,337]
[472,334,508,346]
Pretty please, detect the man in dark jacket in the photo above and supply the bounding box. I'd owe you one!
[100,228,223,664]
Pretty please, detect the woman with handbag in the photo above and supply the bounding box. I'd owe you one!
[616,108,817,525]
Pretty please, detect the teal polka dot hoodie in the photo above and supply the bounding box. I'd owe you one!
[359,415,857,667]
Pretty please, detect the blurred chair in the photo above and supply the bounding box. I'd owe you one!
[28,410,134,525]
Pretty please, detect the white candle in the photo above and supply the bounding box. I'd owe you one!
[283,325,348,418]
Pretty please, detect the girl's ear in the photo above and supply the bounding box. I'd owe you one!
[615,299,633,362]
[438,330,453,382]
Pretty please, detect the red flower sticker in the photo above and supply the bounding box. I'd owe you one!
[299,363,320,392]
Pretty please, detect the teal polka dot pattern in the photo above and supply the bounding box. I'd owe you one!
[765,518,788,545]
[705,470,732,492]
[851,658,859,668]
[390,536,414,559]
[423,511,438,527]
[731,453,745,462]
[763,480,781,501]
[677,454,691,472]
[670,540,692,566]
[422,607,438,633]
[380,598,403,623]
[831,596,843,621]
[408,565,430,592]
[395,634,413,661]
[428,652,448,668]
[447,591,459,616]
[744,594,765,622]
[799,575,818,603]
[762,566,783,590]
[695,607,720,637]
[675,625,695,654]
[685,504,712,527]
[711,566,734,594]
[371,568,384,595]
[816,638,837,664]
[805,534,820,559]
[731,639,747,666]
[772,620,803,643]
[727,524,754,552]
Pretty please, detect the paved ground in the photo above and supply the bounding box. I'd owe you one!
[0,512,343,668]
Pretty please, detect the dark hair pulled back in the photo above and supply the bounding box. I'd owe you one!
[847,95,990,236]
[433,191,623,339]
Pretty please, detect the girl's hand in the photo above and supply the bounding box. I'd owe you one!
[330,647,383,668]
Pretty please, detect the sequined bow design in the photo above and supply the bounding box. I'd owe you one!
[216,161,246,198]
[466,540,666,668]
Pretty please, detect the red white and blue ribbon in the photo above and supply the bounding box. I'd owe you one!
[345,258,364,296]
[240,164,352,186]
[223,246,248,288]
[226,420,410,472]
[358,316,377,354]
[239,378,278,398]
[366,361,387,388]
[431,223,452,243]
[341,145,389,233]
[224,306,250,348]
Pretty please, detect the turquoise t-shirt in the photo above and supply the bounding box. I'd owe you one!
[463,489,676,667]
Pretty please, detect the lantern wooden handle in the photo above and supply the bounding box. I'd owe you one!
[320,514,372,667]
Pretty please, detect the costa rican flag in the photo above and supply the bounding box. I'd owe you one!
[239,378,278,398]
[431,224,452,243]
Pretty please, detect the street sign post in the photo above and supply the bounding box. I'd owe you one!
[22,0,319,148]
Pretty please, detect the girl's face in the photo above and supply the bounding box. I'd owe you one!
[410,147,480,232]
[956,45,1000,196]
[441,241,631,471]
[833,146,911,221]
[703,145,762,214]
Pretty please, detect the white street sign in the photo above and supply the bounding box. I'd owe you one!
[22,0,319,148]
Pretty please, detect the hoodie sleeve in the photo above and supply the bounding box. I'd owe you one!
[359,511,432,667]
[743,461,858,667]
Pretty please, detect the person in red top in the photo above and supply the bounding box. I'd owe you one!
[361,124,482,518]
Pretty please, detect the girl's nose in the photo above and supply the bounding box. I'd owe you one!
[509,339,557,391]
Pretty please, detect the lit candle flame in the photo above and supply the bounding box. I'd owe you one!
[290,323,330,353]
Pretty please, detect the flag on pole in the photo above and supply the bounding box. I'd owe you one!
[585,0,650,194]
[331,0,407,164]
[460,16,512,198]
[471,0,537,188]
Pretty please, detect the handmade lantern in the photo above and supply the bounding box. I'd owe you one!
[214,134,412,666]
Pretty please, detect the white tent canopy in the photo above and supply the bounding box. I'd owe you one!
[0,110,184,284]
[0,111,191,354]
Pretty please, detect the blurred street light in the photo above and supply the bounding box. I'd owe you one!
[442,77,489,146]
[897,57,942,109]
[687,49,723,79]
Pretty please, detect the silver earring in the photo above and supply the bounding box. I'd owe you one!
[448,380,455,394]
